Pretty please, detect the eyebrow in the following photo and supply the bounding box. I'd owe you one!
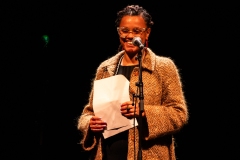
[119,27,145,29]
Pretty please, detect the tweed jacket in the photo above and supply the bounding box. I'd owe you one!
[77,48,188,160]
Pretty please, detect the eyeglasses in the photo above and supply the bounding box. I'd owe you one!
[117,27,146,37]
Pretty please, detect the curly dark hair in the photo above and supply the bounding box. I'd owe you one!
[115,5,154,28]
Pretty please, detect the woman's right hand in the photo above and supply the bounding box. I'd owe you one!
[89,116,107,132]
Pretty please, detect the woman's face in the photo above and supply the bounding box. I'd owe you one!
[118,15,151,55]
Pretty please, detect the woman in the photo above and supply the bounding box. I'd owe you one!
[77,5,188,160]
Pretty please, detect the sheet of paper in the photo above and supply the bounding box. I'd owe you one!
[93,75,138,139]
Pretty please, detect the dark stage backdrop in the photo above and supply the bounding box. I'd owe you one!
[1,1,239,160]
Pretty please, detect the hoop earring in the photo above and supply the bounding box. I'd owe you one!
[145,40,148,48]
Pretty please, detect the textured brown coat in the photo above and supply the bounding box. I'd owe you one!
[77,48,188,160]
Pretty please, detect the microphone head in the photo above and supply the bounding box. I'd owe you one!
[132,37,141,45]
[132,37,144,49]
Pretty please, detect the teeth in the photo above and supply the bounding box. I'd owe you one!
[127,42,133,44]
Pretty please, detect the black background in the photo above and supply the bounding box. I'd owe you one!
[1,1,240,160]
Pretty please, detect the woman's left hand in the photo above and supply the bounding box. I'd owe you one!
[120,101,145,118]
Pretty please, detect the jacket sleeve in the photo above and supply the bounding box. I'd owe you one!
[77,65,106,150]
[143,57,188,140]
[77,90,99,150]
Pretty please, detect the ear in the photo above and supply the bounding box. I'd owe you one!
[145,28,151,40]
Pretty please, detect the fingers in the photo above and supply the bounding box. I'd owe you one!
[121,102,133,112]
[90,116,107,132]
[121,103,138,118]
[126,105,130,113]
[90,124,106,132]
[90,116,102,123]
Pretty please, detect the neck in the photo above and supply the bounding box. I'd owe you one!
[121,50,146,66]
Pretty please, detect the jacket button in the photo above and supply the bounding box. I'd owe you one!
[134,71,139,76]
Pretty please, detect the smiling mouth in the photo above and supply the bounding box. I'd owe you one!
[125,41,135,47]
[122,38,135,46]
[126,41,133,45]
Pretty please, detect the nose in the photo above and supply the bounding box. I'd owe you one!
[126,31,134,38]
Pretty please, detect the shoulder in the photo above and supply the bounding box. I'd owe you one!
[93,51,125,79]
[97,50,124,69]
[147,48,182,81]
[147,48,177,68]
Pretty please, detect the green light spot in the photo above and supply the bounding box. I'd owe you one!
[42,35,49,44]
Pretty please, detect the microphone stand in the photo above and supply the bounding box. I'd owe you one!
[136,46,144,160]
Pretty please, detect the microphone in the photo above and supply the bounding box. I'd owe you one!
[132,37,144,49]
